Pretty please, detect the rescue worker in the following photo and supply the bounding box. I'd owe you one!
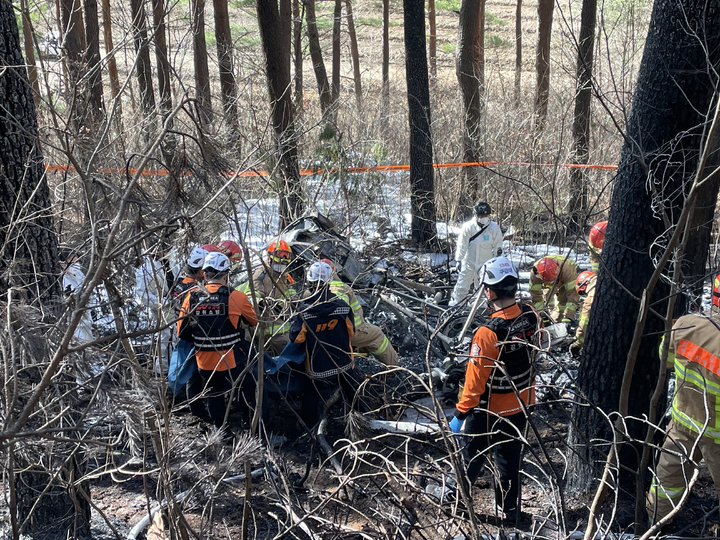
[320,258,398,366]
[170,246,207,315]
[529,255,580,324]
[178,252,258,430]
[570,271,597,358]
[448,257,540,521]
[237,240,297,355]
[450,201,504,306]
[289,261,357,428]
[646,275,720,526]
[589,220,607,273]
[218,239,243,266]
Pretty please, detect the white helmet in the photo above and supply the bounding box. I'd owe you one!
[479,257,518,286]
[307,261,333,283]
[187,246,209,268]
[203,252,231,273]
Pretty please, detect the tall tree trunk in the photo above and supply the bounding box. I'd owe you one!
[428,0,437,79]
[192,0,213,125]
[567,0,597,234]
[381,0,389,136]
[101,0,122,122]
[213,0,240,131]
[456,0,485,208]
[331,0,341,104]
[151,0,172,117]
[293,0,304,112]
[83,0,104,124]
[514,0,521,106]
[20,0,41,109]
[257,0,304,228]
[345,0,362,110]
[305,0,332,116]
[535,0,553,130]
[59,0,86,118]
[567,0,720,492]
[404,0,437,248]
[129,0,157,126]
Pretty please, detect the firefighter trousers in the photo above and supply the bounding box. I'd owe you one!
[463,411,527,514]
[353,322,398,366]
[646,421,720,523]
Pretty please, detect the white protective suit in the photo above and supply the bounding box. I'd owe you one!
[63,262,94,343]
[450,218,504,305]
[135,257,171,370]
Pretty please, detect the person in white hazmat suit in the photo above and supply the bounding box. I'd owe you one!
[135,245,172,370]
[60,248,94,343]
[449,202,504,306]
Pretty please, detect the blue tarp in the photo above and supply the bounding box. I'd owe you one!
[168,339,197,396]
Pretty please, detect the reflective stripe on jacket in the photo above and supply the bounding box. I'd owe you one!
[575,274,596,346]
[529,255,579,321]
[329,277,365,325]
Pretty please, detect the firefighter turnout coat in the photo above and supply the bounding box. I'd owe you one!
[177,283,258,371]
[289,288,355,379]
[329,276,398,366]
[574,274,597,346]
[454,302,540,419]
[529,255,580,322]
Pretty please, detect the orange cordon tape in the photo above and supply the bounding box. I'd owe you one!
[44,160,617,177]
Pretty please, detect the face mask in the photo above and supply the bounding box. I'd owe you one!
[477,217,490,226]
[271,263,287,274]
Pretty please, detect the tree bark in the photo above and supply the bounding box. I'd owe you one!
[567,0,597,233]
[428,0,436,79]
[293,0,304,112]
[213,0,240,130]
[101,0,122,121]
[129,0,157,125]
[305,0,332,116]
[257,0,304,228]
[456,0,485,207]
[59,0,86,118]
[567,0,720,492]
[151,0,172,117]
[535,0,553,130]
[19,0,41,110]
[331,0,341,104]
[514,0,521,106]
[345,0,362,110]
[83,0,105,123]
[192,0,213,125]
[404,0,437,247]
[381,0,389,136]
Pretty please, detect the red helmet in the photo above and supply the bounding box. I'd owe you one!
[201,243,221,253]
[589,221,608,250]
[217,239,242,262]
[713,274,720,308]
[575,270,596,295]
[535,257,560,283]
[268,240,292,264]
[319,258,336,272]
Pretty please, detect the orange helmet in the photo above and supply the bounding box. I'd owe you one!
[217,239,242,262]
[589,221,608,250]
[535,257,560,283]
[201,243,221,253]
[713,274,720,308]
[268,240,292,264]
[575,270,596,295]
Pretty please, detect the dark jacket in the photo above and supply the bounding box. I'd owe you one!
[289,287,355,379]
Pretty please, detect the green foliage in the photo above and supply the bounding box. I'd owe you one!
[238,35,261,47]
[440,42,456,53]
[315,16,333,30]
[435,0,461,11]
[486,12,506,25]
[371,141,387,163]
[319,123,337,142]
[487,34,511,48]
[205,32,217,47]
[358,17,399,27]
[230,0,255,6]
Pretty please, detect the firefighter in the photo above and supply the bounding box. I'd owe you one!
[569,270,597,358]
[449,201,504,306]
[448,256,541,521]
[178,252,258,430]
[170,246,207,316]
[320,258,399,366]
[589,220,607,273]
[237,240,297,355]
[289,261,357,428]
[646,275,720,526]
[218,239,243,267]
[529,255,580,324]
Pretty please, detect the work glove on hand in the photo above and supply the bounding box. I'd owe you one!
[449,416,463,433]
[569,341,582,358]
